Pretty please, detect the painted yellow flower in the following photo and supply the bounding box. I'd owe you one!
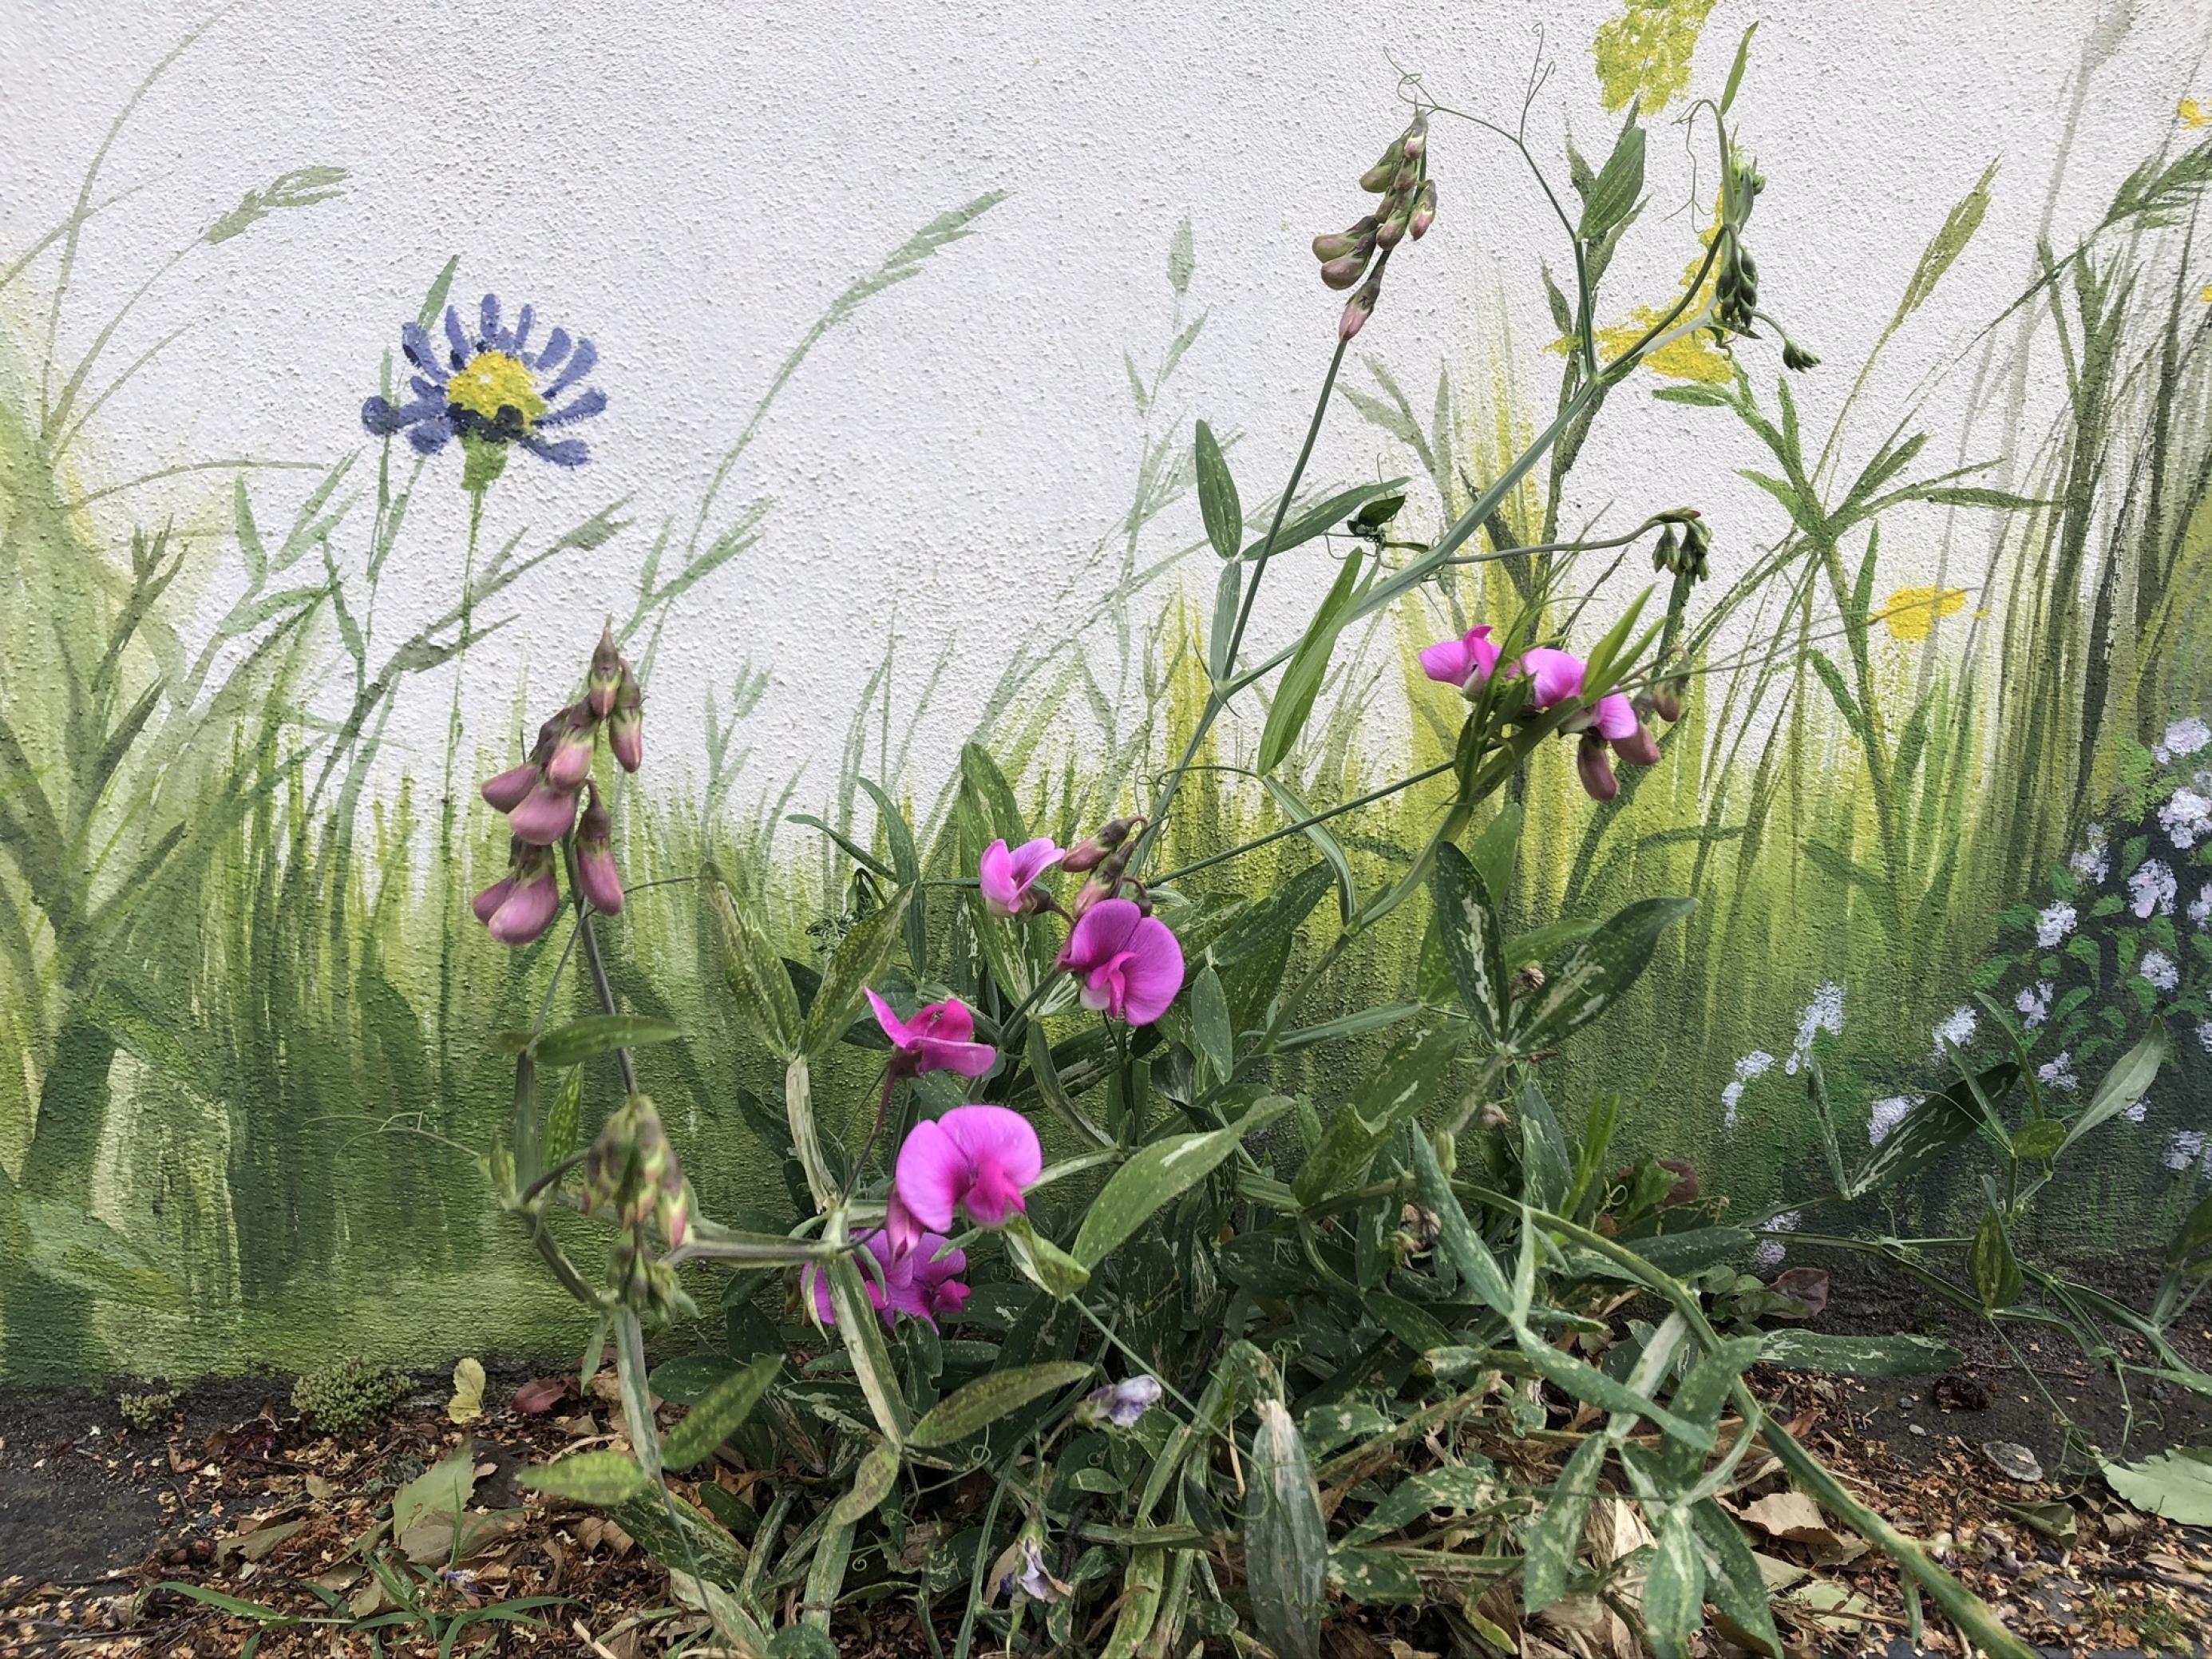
[2181,97,2208,129]
[1549,208,1733,383]
[1880,585,1968,643]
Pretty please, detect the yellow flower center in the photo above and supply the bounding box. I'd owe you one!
[445,350,545,428]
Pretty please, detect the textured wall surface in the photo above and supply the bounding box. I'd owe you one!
[3,0,2210,1383]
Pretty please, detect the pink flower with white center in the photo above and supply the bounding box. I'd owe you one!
[813,1230,971,1328]
[1058,898,1185,1025]
[1418,624,1502,695]
[866,989,997,1080]
[894,1104,1044,1231]
[979,837,1064,918]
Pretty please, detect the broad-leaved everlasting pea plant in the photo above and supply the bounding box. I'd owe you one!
[471,76,2056,1659]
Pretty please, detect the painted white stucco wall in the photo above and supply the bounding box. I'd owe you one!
[2,0,2206,803]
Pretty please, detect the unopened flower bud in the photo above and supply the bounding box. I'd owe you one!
[473,875,515,924]
[1431,1129,1456,1177]
[1375,209,1408,251]
[1475,1100,1510,1132]
[1076,1375,1163,1428]
[481,762,540,814]
[509,780,581,845]
[1339,274,1381,342]
[1358,140,1403,193]
[1509,964,1546,999]
[588,624,623,719]
[1062,818,1138,873]
[1408,179,1436,240]
[576,787,624,915]
[1781,335,1821,372]
[1319,250,1371,290]
[542,707,598,790]
[1577,731,1620,803]
[1613,720,1661,768]
[1399,110,1429,160]
[609,669,643,774]
[529,713,564,763]
[1392,158,1422,196]
[1311,216,1377,262]
[1656,1157,1700,1207]
[1651,675,1686,725]
[486,845,559,945]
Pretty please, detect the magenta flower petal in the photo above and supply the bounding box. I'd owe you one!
[481,764,540,814]
[869,990,998,1078]
[1114,918,1185,1025]
[893,1118,968,1233]
[1418,625,1500,689]
[938,1104,1044,1190]
[868,987,915,1047]
[1612,720,1662,767]
[980,837,1063,917]
[1592,691,1640,742]
[883,1190,924,1261]
[1517,647,1586,710]
[577,845,624,914]
[1059,900,1185,1025]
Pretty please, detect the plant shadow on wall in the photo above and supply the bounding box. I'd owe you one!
[0,17,1020,1381]
[451,43,2205,1659]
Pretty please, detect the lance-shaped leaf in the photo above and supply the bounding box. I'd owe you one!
[660,1353,782,1471]
[2062,1020,2166,1151]
[522,1449,650,1506]
[1850,1061,2017,1198]
[1431,841,1510,1043]
[1641,1507,1706,1659]
[857,778,928,975]
[1237,479,1408,563]
[533,1015,687,1069]
[1292,1027,1458,1207]
[1409,1126,1512,1316]
[1515,897,1693,1053]
[1759,1330,1961,1377]
[1248,1400,1328,1659]
[823,1246,912,1444]
[1194,420,1243,560]
[801,885,913,1057]
[1257,552,1365,774]
[1076,1094,1290,1267]
[907,1360,1093,1447]
[828,1438,901,1524]
[1523,1432,1605,1612]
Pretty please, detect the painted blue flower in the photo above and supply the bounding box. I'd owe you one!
[362,293,604,469]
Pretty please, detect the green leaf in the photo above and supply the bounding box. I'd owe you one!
[1523,1432,1605,1612]
[1344,1464,1507,1544]
[1514,897,1693,1052]
[523,1449,649,1507]
[1970,1202,2023,1312]
[766,1626,842,1659]
[394,1445,477,1536]
[1514,1328,1711,1449]
[1195,421,1243,560]
[824,1248,913,1443]
[1410,1128,1512,1317]
[1248,1400,1328,1659]
[907,1360,1093,1447]
[1075,1095,1291,1267]
[532,1015,687,1069]
[2012,1118,2066,1162]
[1642,1507,1705,1659]
[801,886,913,1057]
[157,1583,291,1623]
[2168,1192,2212,1267]
[2063,1020,2166,1150]
[660,1353,782,1471]
[1692,1499,1783,1657]
[544,1063,584,1162]
[1431,842,1510,1043]
[1263,776,1358,923]
[829,1438,901,1524]
[1330,1546,1423,1606]
[856,778,928,974]
[1189,964,1234,1086]
[1257,552,1364,774]
[1891,160,1996,326]
[1237,480,1407,562]
[1579,117,1646,240]
[1000,1211,1092,1301]
[649,1351,739,1404]
[2100,1448,2212,1525]
[1292,1027,1459,1207]
[710,873,803,1061]
[1719,22,1759,114]
[1759,1330,1962,1378]
[1851,1063,2017,1198]
[1208,558,1242,682]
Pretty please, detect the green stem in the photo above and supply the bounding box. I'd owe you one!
[437,493,485,1115]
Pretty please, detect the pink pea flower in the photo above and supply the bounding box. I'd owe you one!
[1515,647,1587,709]
[895,1104,1043,1231]
[485,847,560,945]
[1058,898,1185,1025]
[1419,624,1502,694]
[543,710,598,791]
[866,989,997,1079]
[813,1231,971,1328]
[979,837,1063,918]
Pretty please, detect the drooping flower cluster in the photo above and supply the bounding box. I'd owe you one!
[1310,109,1438,341]
[813,1230,971,1329]
[363,294,606,487]
[974,819,1186,1024]
[1419,631,1666,802]
[473,626,643,944]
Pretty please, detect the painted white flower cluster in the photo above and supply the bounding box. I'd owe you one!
[2154,715,2211,766]
[1752,1209,1799,1273]
[2036,1051,2077,1092]
[2128,857,2177,919]
[2166,1129,2212,1179]
[2069,823,2111,885]
[2159,786,2212,851]
[1868,1094,1917,1146]
[1785,981,1844,1077]
[2014,979,2054,1027]
[1929,1003,1977,1062]
[2139,948,2180,994]
[1721,1048,1777,1130]
[2036,901,2077,948]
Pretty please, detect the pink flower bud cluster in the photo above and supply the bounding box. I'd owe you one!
[1420,631,1665,803]
[473,625,645,944]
